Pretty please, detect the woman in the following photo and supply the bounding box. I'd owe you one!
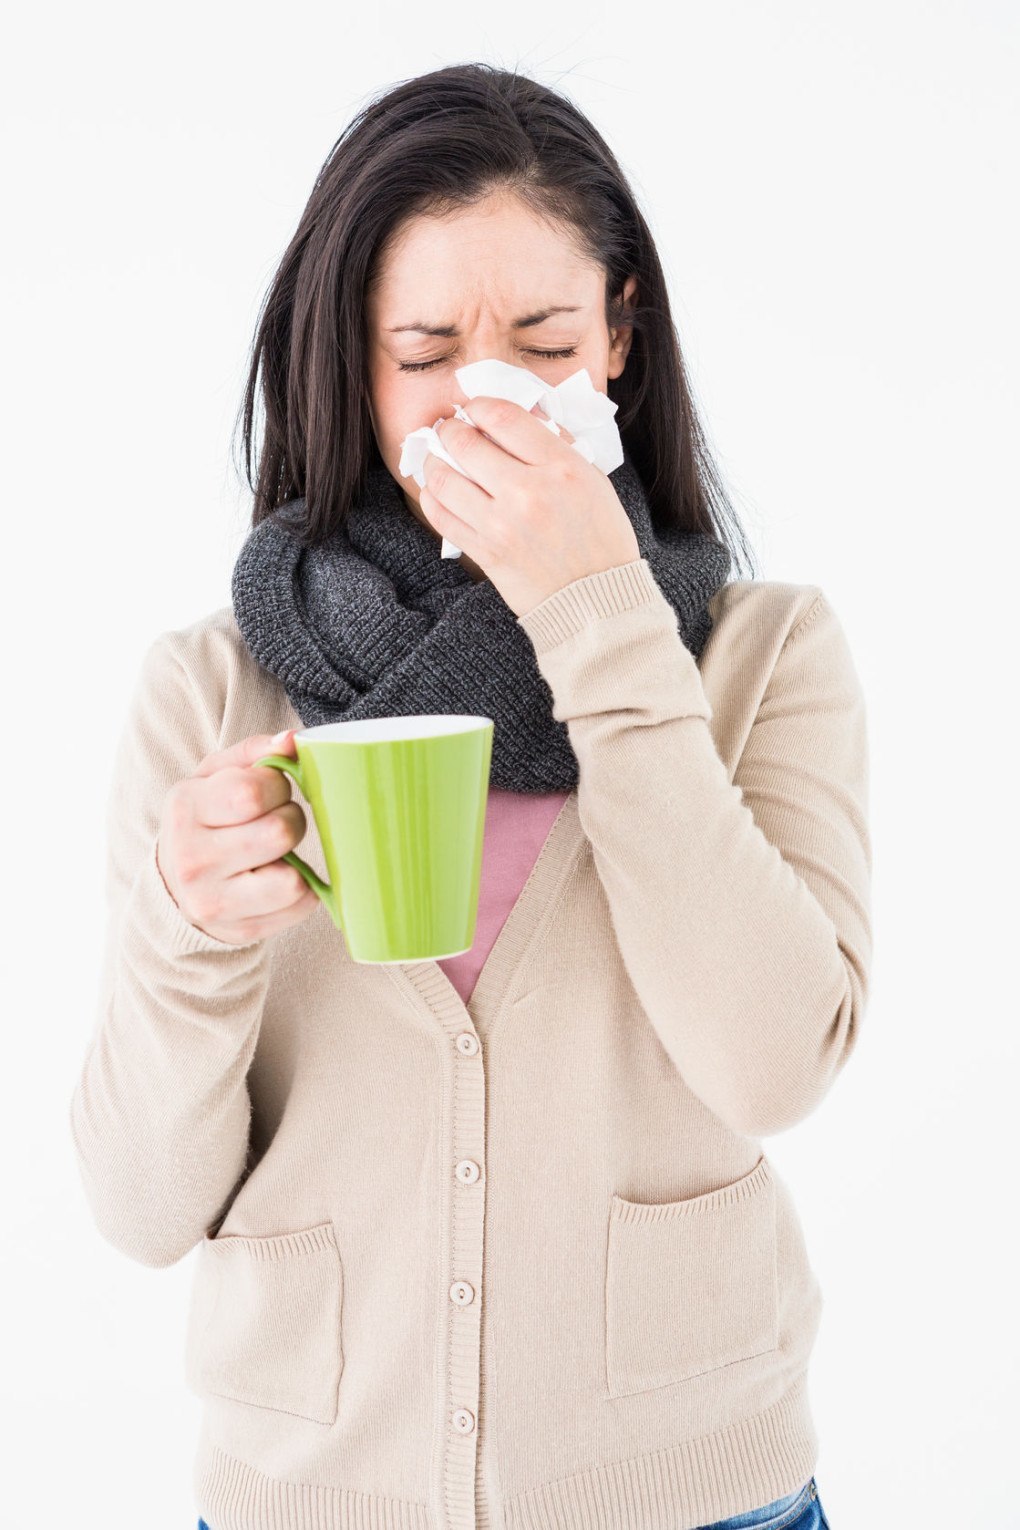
[70,62,867,1530]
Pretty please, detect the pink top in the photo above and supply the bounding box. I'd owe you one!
[436,786,571,1004]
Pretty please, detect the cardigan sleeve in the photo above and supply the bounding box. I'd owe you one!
[68,633,272,1268]
[517,559,872,1139]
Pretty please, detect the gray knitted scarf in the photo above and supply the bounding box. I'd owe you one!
[230,448,733,792]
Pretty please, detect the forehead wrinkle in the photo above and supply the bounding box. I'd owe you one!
[386,305,583,337]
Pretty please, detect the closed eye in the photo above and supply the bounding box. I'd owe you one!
[398,347,578,373]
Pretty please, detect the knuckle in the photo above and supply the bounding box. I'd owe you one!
[230,779,262,820]
[485,398,516,429]
[271,812,295,855]
[176,852,206,887]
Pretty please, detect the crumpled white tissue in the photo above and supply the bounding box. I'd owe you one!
[397,357,624,560]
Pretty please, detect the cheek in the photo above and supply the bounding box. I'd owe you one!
[372,371,448,453]
[577,340,610,389]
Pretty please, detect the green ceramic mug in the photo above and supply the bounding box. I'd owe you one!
[253,714,494,964]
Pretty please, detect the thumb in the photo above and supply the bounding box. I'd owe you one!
[193,726,298,779]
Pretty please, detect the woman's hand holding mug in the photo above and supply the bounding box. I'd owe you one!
[155,728,322,946]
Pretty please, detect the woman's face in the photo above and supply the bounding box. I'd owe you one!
[366,192,637,549]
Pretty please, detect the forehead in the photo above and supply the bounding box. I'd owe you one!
[368,199,601,318]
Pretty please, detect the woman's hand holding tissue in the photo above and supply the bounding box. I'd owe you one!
[418,394,640,620]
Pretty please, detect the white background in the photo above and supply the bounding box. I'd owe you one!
[4,2,1017,1526]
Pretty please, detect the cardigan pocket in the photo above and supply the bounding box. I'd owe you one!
[184,1220,344,1425]
[604,1156,779,1399]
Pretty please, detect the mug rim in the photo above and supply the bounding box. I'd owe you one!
[294,714,493,744]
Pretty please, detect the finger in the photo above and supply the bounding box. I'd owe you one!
[458,394,570,465]
[422,445,491,512]
[216,858,318,928]
[229,877,323,941]
[194,758,296,829]
[214,799,308,878]
[429,414,519,498]
[194,727,298,780]
[419,480,479,559]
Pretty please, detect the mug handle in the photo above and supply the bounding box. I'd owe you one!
[252,752,340,927]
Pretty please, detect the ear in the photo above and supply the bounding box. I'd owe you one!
[608,274,638,379]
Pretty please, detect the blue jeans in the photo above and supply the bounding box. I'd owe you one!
[696,1476,830,1528]
[199,1480,830,1530]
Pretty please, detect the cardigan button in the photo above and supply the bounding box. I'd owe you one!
[452,1408,476,1434]
[450,1280,475,1305]
[455,1032,479,1055]
[455,1159,481,1184]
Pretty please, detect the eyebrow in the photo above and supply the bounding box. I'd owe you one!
[386,305,582,336]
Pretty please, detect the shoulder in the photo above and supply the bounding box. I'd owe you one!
[707,577,827,650]
[141,604,257,687]
[136,604,285,744]
[704,578,864,714]
[707,577,860,669]
[147,603,250,668]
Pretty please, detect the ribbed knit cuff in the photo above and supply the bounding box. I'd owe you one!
[516,559,662,654]
[133,837,265,957]
[517,555,713,727]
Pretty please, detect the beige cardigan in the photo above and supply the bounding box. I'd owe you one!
[68,558,872,1530]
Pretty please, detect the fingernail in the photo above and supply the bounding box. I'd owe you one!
[271,729,293,747]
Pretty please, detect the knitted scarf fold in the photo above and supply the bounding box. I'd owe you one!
[230,449,733,792]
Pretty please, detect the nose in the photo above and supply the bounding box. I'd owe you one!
[443,345,539,416]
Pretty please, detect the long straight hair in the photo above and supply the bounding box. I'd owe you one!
[234,62,759,579]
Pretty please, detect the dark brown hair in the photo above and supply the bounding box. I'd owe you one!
[233,62,759,578]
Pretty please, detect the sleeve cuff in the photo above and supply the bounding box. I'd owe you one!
[516,557,713,727]
[516,559,663,653]
[131,837,265,958]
